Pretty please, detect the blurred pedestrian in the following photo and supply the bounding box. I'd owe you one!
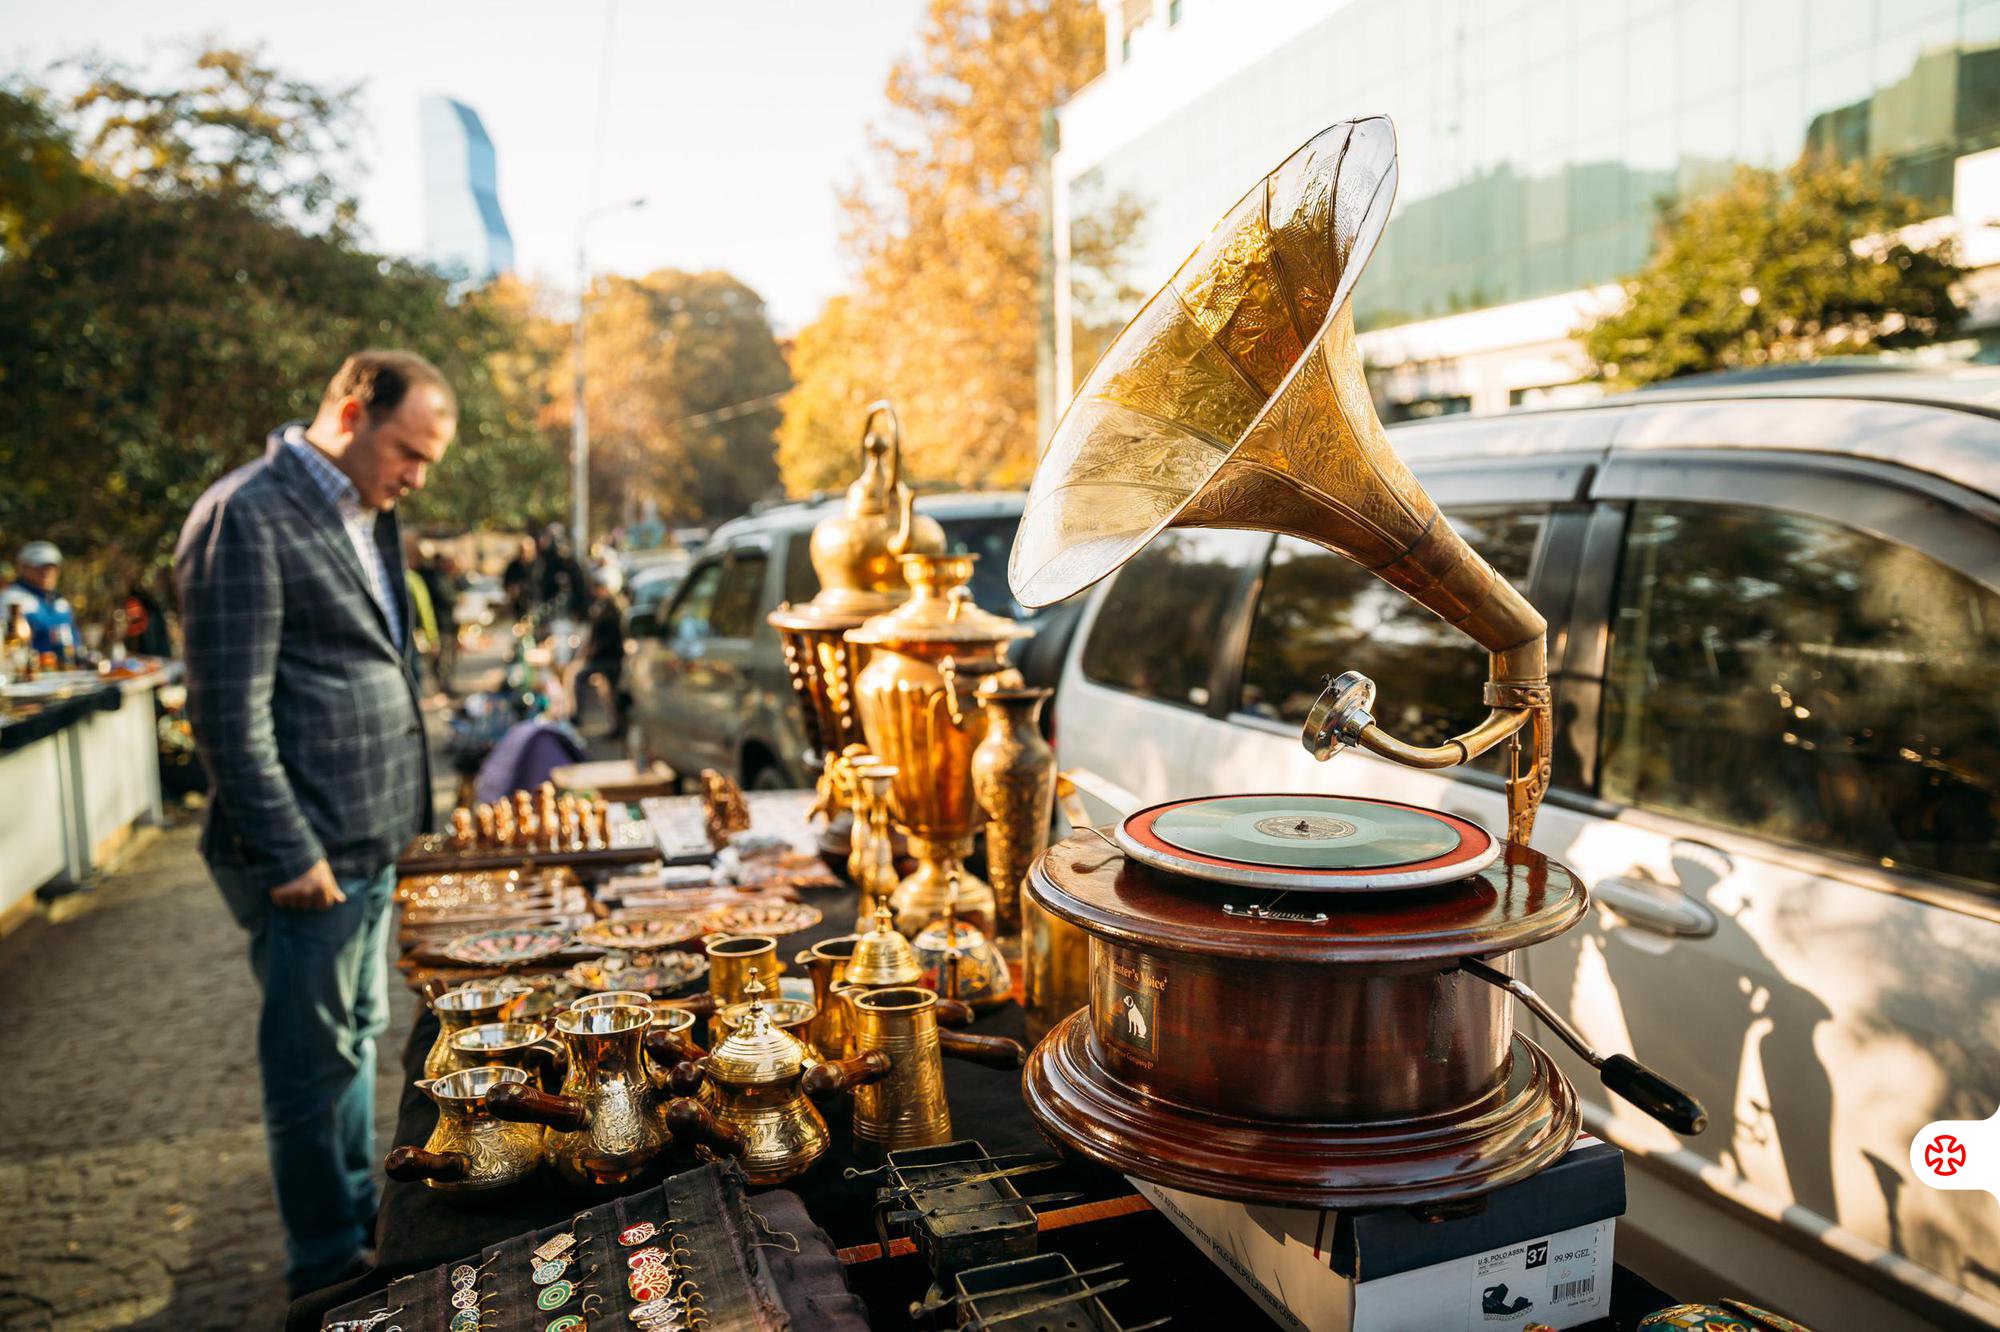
[1,540,80,663]
[570,576,627,737]
[501,536,536,622]
[175,349,454,1296]
[418,544,460,696]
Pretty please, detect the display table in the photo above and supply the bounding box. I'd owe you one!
[287,888,1686,1331]
[0,668,169,927]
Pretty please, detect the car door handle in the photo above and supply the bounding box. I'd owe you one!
[1591,876,1718,939]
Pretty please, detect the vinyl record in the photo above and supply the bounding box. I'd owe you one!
[1116,793,1498,892]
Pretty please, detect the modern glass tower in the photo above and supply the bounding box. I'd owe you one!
[1052,0,2000,419]
[420,96,515,284]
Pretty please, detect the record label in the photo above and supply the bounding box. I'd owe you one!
[1151,795,1461,870]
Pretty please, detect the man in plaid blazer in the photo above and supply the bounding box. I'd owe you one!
[176,350,454,1294]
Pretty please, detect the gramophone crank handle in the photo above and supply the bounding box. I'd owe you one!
[665,1098,749,1156]
[1459,957,1708,1135]
[383,1146,469,1182]
[938,1030,1027,1069]
[802,1050,894,1097]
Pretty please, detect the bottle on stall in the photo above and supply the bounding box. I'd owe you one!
[5,605,34,682]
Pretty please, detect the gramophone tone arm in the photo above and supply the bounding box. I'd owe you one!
[1303,670,1532,768]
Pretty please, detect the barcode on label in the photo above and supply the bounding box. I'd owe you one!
[1552,1276,1596,1302]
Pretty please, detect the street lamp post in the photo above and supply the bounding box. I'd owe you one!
[572,196,648,555]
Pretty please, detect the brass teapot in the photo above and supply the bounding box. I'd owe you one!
[488,1004,672,1189]
[665,972,832,1185]
[420,979,531,1081]
[385,1066,544,1194]
[802,985,1026,1159]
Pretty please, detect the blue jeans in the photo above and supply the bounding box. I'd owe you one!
[245,864,395,1292]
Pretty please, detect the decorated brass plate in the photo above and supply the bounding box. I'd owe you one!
[440,927,572,967]
[565,951,709,995]
[575,914,706,952]
[699,900,823,938]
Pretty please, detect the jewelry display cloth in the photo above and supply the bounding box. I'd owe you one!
[320,1163,868,1331]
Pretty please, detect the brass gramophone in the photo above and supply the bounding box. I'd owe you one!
[847,554,1033,936]
[769,401,945,825]
[1008,117,1702,1208]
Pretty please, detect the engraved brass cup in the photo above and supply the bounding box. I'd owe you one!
[707,934,781,1006]
[847,554,1033,937]
[801,986,1026,1161]
[568,991,705,1088]
[487,1005,670,1189]
[386,1066,544,1194]
[446,1020,566,1091]
[421,980,531,1081]
[666,975,832,1185]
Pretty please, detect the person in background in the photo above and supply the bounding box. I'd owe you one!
[501,536,536,623]
[175,349,453,1296]
[2,541,81,663]
[418,544,460,696]
[403,552,439,698]
[122,585,174,658]
[569,576,627,738]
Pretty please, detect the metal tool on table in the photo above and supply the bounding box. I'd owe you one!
[1006,115,1703,1211]
[487,1003,673,1188]
[385,1066,545,1194]
[912,1253,1168,1331]
[865,1142,1060,1291]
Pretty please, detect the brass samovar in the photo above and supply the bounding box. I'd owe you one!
[847,554,1032,936]
[768,402,944,825]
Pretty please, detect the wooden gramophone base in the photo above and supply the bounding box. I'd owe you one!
[1023,1010,1578,1209]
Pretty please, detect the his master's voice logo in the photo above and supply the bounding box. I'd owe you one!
[1911,1107,2000,1197]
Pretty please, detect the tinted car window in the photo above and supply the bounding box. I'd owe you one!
[665,562,723,646]
[782,532,818,606]
[1237,509,1547,775]
[772,514,1024,618]
[1080,529,1263,709]
[1601,501,2000,890]
[710,552,768,640]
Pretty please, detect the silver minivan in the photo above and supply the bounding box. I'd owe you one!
[1048,371,2000,1331]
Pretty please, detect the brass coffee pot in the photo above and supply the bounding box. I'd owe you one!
[850,762,902,919]
[770,402,945,805]
[385,1066,544,1194]
[665,972,832,1185]
[488,1004,671,1189]
[568,991,706,1088]
[802,985,1026,1159]
[847,554,1033,936]
[794,934,861,1060]
[420,979,531,1081]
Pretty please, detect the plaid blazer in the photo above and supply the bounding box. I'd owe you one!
[176,430,432,918]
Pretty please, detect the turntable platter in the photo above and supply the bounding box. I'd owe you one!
[1117,793,1497,891]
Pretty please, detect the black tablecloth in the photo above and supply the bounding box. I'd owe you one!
[289,894,1679,1331]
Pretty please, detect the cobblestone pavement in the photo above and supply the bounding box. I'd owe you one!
[0,820,415,1331]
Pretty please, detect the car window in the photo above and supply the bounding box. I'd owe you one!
[938,515,1027,620]
[1601,500,2000,891]
[1080,529,1263,710]
[782,532,819,606]
[710,552,768,640]
[664,562,723,647]
[1236,509,1548,776]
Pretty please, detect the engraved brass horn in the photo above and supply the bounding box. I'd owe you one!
[1009,116,1551,841]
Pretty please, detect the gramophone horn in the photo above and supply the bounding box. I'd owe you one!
[1009,116,1551,840]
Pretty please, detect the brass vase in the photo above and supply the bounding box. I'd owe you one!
[769,402,944,809]
[970,686,1054,954]
[847,553,1032,937]
[852,763,901,920]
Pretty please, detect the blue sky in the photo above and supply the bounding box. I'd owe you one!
[3,0,928,331]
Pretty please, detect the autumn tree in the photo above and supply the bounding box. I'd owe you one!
[1579,154,1965,389]
[0,48,565,620]
[778,0,1140,494]
[552,269,788,528]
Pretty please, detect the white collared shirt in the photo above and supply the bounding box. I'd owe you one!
[284,426,403,649]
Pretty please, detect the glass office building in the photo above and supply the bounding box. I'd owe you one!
[420,96,516,284]
[1052,0,2000,416]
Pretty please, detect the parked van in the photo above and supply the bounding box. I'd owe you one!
[1049,371,2000,1331]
